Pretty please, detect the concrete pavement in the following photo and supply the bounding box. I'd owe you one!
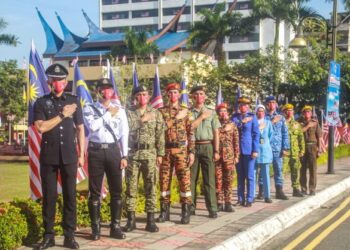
[21,157,350,250]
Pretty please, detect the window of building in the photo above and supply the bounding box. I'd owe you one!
[102,0,129,5]
[77,60,88,67]
[90,60,107,66]
[162,22,191,31]
[195,4,215,13]
[103,11,129,20]
[228,50,258,59]
[103,27,128,33]
[229,33,259,43]
[132,24,158,32]
[236,1,252,10]
[131,0,157,2]
[132,9,158,18]
[163,6,191,16]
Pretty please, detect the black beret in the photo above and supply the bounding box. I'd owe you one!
[190,85,206,94]
[45,63,68,78]
[97,78,113,88]
[133,85,148,95]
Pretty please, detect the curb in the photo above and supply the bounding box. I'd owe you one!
[211,176,350,250]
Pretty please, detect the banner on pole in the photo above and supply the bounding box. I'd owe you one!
[326,61,341,126]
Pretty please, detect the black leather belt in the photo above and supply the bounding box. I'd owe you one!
[195,140,212,145]
[133,143,155,150]
[89,141,117,149]
[166,141,187,148]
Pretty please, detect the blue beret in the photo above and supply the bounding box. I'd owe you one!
[45,63,68,78]
[133,85,148,95]
[265,96,276,103]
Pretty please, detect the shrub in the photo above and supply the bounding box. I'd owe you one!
[0,203,28,250]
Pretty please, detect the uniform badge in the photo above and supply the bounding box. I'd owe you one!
[46,99,54,108]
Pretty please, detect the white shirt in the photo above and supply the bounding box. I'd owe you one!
[83,101,129,157]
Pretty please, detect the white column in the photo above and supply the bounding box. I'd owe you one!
[158,0,163,29]
[191,0,195,25]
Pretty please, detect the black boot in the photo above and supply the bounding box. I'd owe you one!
[217,203,224,211]
[293,188,304,197]
[145,212,159,232]
[256,185,264,200]
[37,237,55,250]
[88,200,101,240]
[180,204,191,224]
[122,211,136,232]
[157,203,170,222]
[110,200,126,239]
[224,202,234,212]
[276,186,289,200]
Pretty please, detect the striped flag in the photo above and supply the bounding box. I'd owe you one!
[150,66,163,109]
[234,86,241,113]
[132,63,139,93]
[340,126,350,144]
[179,77,189,108]
[216,84,223,106]
[107,59,120,101]
[28,41,51,200]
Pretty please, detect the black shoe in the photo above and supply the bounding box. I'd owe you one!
[208,211,218,218]
[157,203,170,223]
[88,200,101,240]
[234,200,245,206]
[63,237,79,249]
[275,186,289,200]
[309,191,316,196]
[37,237,55,250]
[217,203,224,211]
[110,199,126,239]
[256,185,264,200]
[110,225,126,239]
[301,190,307,196]
[224,202,234,212]
[293,188,304,197]
[245,202,252,207]
[264,198,273,203]
[180,203,191,224]
[122,211,136,232]
[145,213,159,232]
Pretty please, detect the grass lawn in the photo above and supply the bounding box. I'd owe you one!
[0,162,88,202]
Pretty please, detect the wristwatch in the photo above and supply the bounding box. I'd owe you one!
[58,113,65,120]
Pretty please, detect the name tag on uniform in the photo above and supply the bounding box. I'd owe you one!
[260,138,265,144]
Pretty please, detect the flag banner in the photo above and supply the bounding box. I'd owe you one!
[28,41,50,200]
[216,84,223,106]
[132,63,139,93]
[234,86,241,113]
[179,77,189,108]
[107,59,120,100]
[326,61,341,126]
[150,66,164,109]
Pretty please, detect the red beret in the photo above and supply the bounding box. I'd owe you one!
[216,102,228,110]
[166,82,180,92]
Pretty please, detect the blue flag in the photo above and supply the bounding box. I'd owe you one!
[28,41,50,125]
[216,84,223,106]
[132,63,139,93]
[107,59,120,97]
[234,86,242,113]
[150,66,163,109]
[74,63,93,109]
[179,77,189,108]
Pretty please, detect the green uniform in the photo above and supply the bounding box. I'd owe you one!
[191,105,221,213]
[283,118,305,189]
[126,105,165,212]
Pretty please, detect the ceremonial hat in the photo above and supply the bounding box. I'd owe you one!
[302,105,313,112]
[265,96,276,103]
[132,85,148,95]
[238,96,251,104]
[97,78,113,88]
[165,82,180,92]
[45,63,68,78]
[190,85,206,94]
[282,103,294,111]
[216,102,228,110]
[255,104,266,112]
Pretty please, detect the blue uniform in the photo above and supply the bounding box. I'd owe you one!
[232,112,260,203]
[265,111,290,187]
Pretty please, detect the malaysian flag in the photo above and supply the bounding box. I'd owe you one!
[107,59,120,101]
[179,77,189,108]
[340,126,350,144]
[234,86,242,113]
[216,84,223,106]
[28,41,51,200]
[150,66,163,109]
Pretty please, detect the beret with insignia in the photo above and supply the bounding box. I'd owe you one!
[282,103,294,111]
[216,102,228,111]
[238,96,251,104]
[302,105,312,112]
[190,85,206,94]
[133,85,148,95]
[45,63,68,78]
[165,82,180,92]
[97,78,113,88]
[265,95,276,103]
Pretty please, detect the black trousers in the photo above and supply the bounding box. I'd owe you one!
[40,161,77,238]
[88,146,122,202]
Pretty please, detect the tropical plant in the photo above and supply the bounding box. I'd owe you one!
[0,17,18,46]
[189,2,255,65]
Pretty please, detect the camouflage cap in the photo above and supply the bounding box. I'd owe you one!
[165,82,180,92]
[302,105,313,112]
[282,103,294,111]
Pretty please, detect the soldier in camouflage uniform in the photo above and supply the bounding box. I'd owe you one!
[123,85,165,233]
[215,103,240,212]
[300,105,322,196]
[157,83,195,224]
[282,103,305,197]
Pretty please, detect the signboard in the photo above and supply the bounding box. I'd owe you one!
[326,61,341,126]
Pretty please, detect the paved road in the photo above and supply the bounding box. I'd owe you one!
[260,189,350,250]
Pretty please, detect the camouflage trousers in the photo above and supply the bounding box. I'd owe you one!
[125,156,157,212]
[159,148,191,204]
[215,160,235,204]
[283,156,302,189]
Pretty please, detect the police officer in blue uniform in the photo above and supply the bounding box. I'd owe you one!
[34,63,85,249]
[83,78,129,240]
[265,96,290,200]
[231,97,260,207]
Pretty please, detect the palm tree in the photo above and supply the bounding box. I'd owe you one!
[0,18,18,46]
[189,2,255,65]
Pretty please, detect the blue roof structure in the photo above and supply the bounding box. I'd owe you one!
[37,4,190,60]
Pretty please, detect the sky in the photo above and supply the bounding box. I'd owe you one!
[0,0,346,66]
